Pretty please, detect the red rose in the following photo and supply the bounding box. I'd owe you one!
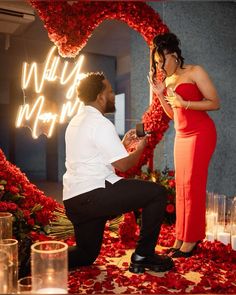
[168,179,176,188]
[0,201,8,211]
[23,209,31,219]
[166,203,175,213]
[167,194,175,201]
[27,218,35,226]
[168,170,175,177]
[9,185,19,194]
[7,202,18,212]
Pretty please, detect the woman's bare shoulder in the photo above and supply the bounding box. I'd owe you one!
[190,64,206,74]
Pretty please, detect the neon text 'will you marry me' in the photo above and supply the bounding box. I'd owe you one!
[16,46,85,138]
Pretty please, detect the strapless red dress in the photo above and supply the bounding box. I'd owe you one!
[173,83,217,242]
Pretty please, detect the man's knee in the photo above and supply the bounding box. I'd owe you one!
[154,184,168,206]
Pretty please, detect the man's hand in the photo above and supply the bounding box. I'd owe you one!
[122,129,139,149]
[113,130,147,172]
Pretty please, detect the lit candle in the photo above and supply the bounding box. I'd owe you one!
[216,225,225,233]
[206,212,217,228]
[231,235,236,251]
[205,232,215,242]
[217,232,230,245]
[36,287,67,294]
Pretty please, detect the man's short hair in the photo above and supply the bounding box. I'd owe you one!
[77,72,106,104]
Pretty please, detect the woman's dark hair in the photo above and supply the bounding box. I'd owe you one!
[151,33,184,79]
[77,72,106,104]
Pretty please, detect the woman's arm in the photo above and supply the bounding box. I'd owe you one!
[189,65,220,111]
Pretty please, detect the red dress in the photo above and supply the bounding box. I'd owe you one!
[173,83,217,242]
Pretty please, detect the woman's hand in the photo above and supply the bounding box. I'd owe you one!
[147,71,165,97]
[165,91,185,108]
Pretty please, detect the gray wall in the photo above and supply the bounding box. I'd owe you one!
[131,1,236,196]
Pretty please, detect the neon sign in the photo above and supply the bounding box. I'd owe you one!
[16,46,85,138]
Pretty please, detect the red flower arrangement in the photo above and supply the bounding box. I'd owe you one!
[28,0,171,177]
[0,148,64,276]
[138,167,176,224]
[0,149,59,240]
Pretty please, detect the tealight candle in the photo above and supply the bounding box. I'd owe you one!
[217,232,230,245]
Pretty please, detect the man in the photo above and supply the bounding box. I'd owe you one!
[63,72,174,273]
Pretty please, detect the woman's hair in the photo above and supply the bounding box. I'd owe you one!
[151,32,184,79]
[77,72,106,104]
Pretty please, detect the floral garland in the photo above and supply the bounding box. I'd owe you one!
[28,0,171,177]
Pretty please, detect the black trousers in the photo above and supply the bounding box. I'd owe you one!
[63,179,167,269]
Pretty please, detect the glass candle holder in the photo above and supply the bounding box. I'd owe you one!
[231,197,236,251]
[214,194,226,233]
[0,212,12,240]
[206,191,215,212]
[17,276,42,294]
[205,192,217,241]
[0,239,18,293]
[31,241,68,294]
[17,276,32,294]
[0,250,9,294]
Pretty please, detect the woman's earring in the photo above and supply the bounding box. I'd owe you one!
[175,59,178,63]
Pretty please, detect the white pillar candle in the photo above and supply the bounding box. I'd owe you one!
[206,212,217,228]
[217,232,230,245]
[231,235,236,251]
[205,232,215,242]
[216,225,225,233]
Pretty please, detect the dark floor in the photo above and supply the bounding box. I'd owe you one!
[33,180,63,204]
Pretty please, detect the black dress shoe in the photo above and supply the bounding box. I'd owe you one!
[129,253,174,274]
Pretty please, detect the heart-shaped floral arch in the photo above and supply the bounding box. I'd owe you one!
[29,0,170,176]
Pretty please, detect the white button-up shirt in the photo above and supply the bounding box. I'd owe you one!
[63,106,129,200]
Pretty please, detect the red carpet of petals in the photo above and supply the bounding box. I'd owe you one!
[66,224,236,294]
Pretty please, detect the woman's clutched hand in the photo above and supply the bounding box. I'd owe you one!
[165,90,185,108]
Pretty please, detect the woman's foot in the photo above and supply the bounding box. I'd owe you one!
[165,240,183,254]
[171,241,200,258]
[179,242,199,252]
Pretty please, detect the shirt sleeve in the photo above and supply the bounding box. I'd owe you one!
[93,118,129,164]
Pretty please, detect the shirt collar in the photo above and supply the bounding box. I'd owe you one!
[83,105,102,115]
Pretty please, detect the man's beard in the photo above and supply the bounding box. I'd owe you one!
[105,100,116,113]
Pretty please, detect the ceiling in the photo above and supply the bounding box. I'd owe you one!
[0,0,131,57]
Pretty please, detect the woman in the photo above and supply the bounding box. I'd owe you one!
[149,32,220,257]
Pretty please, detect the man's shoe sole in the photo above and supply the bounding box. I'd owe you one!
[129,261,174,274]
